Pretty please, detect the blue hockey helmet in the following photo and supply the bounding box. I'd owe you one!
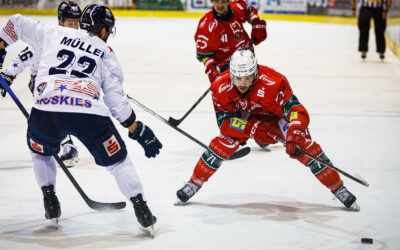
[79,4,115,42]
[58,1,82,22]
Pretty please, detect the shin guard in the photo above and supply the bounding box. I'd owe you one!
[294,140,343,192]
[191,135,240,186]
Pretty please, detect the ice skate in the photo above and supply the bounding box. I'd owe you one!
[175,181,201,205]
[60,140,79,168]
[333,186,360,211]
[361,51,367,60]
[130,194,157,237]
[379,53,385,61]
[42,185,61,228]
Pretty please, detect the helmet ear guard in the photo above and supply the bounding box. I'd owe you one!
[230,50,258,77]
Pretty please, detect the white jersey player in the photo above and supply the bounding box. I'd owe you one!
[0,1,82,168]
[0,4,161,234]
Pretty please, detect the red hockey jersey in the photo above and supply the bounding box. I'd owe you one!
[211,65,310,139]
[194,0,261,71]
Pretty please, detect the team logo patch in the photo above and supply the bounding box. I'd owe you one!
[233,30,243,41]
[230,118,247,131]
[36,82,47,95]
[289,112,298,121]
[30,138,43,153]
[103,135,121,157]
[238,99,248,110]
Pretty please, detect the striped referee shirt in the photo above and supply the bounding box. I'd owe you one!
[351,0,391,11]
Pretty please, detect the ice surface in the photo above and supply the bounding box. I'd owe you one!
[0,16,399,249]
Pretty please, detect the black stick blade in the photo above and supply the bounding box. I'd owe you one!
[229,147,251,160]
[168,117,182,127]
[87,200,126,211]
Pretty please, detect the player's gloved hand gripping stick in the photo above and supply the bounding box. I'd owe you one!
[0,74,126,211]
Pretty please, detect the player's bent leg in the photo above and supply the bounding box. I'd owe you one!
[31,153,61,222]
[106,156,156,229]
[292,140,359,210]
[176,135,240,203]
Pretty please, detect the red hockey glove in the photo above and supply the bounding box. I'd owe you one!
[205,64,219,83]
[245,120,277,144]
[251,19,267,45]
[286,127,306,157]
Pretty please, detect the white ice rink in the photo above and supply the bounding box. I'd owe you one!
[0,15,399,249]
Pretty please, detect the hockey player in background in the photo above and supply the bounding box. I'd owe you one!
[0,4,162,233]
[194,0,268,149]
[0,1,82,168]
[194,0,267,84]
[176,50,360,211]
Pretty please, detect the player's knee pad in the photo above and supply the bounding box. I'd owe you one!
[27,131,61,156]
[90,129,128,166]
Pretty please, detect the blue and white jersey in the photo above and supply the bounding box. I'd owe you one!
[4,45,39,77]
[0,14,132,123]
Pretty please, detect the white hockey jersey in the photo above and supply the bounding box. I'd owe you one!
[0,14,132,123]
[4,45,39,77]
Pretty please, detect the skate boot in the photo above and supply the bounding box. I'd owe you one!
[333,186,360,211]
[130,194,157,237]
[176,181,201,204]
[60,140,79,168]
[379,53,385,61]
[42,185,61,228]
[361,51,367,60]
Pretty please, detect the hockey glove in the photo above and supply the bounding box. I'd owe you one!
[0,49,6,69]
[129,121,162,158]
[286,126,306,157]
[205,64,220,83]
[251,19,267,45]
[0,72,13,97]
[244,120,277,144]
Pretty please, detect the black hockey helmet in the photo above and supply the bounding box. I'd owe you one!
[58,1,82,22]
[79,4,115,41]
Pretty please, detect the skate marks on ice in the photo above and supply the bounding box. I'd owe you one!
[0,213,155,249]
[183,200,345,224]
[0,160,33,171]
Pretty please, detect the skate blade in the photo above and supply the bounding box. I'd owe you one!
[174,198,186,206]
[145,225,155,238]
[52,218,59,229]
[349,202,360,212]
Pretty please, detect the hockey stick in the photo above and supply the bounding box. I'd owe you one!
[0,75,126,211]
[128,95,251,160]
[168,39,257,127]
[168,87,211,127]
[268,133,369,187]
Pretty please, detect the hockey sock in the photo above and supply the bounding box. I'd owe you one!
[31,152,57,188]
[106,156,144,199]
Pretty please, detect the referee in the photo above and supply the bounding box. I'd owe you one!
[352,0,391,60]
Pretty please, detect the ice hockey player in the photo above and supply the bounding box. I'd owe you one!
[0,4,162,234]
[176,50,360,211]
[0,1,82,168]
[194,0,267,84]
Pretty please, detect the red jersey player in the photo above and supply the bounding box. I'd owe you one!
[176,50,360,211]
[194,0,267,83]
